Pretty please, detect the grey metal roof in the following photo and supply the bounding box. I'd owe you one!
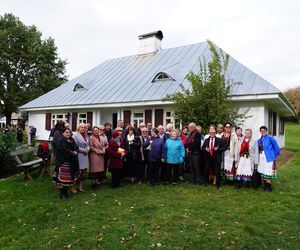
[21,41,281,109]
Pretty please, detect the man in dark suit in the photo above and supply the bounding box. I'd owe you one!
[202,125,224,188]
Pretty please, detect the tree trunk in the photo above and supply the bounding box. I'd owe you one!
[4,111,12,126]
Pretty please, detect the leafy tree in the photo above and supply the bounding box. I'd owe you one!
[0,13,67,125]
[284,86,300,123]
[163,40,248,131]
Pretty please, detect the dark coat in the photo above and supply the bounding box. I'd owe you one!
[56,137,79,174]
[202,136,224,164]
[147,136,165,161]
[125,136,142,161]
[108,139,125,169]
[186,131,202,154]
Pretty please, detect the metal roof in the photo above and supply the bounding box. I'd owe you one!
[21,41,281,109]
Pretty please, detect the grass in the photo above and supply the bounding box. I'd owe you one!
[0,124,300,249]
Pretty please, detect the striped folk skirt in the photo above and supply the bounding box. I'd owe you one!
[236,156,253,182]
[224,150,235,180]
[53,162,77,186]
[257,152,277,179]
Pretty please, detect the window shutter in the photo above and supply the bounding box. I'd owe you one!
[145,109,152,124]
[123,110,131,127]
[72,112,78,131]
[155,109,163,127]
[45,113,51,130]
[87,112,93,127]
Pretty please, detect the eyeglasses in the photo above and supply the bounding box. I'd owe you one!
[225,126,231,128]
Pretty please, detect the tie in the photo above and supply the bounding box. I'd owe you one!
[210,138,214,156]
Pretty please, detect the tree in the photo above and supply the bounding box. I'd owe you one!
[163,40,247,131]
[0,13,67,125]
[284,86,300,123]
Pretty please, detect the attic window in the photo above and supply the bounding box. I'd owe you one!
[152,72,175,82]
[73,83,85,91]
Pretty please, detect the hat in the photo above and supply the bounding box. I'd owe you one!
[151,128,158,135]
[115,127,123,131]
[112,131,119,138]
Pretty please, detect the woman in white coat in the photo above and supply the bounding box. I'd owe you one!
[235,129,256,188]
[73,123,90,192]
[222,122,239,183]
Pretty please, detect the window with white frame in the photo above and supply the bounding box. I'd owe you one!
[279,115,285,135]
[78,113,87,125]
[133,112,144,129]
[165,111,172,125]
[52,113,68,128]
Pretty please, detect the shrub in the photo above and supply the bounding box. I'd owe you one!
[0,131,19,178]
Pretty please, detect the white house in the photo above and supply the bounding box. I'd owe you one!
[20,31,295,147]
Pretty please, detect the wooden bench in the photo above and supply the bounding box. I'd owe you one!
[10,147,44,180]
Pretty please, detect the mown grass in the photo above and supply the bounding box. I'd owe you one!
[0,124,300,249]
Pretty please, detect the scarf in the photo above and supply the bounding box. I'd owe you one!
[240,137,250,157]
[113,137,121,147]
[127,134,134,142]
[187,130,197,144]
[80,132,87,142]
[223,132,231,149]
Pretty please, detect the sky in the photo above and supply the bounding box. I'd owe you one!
[1,0,299,91]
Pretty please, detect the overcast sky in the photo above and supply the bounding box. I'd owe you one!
[1,0,299,91]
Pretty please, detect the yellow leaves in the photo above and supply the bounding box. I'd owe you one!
[45,240,52,246]
[151,242,162,248]
[115,199,122,206]
[97,232,104,241]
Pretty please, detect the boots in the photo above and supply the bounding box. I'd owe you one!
[264,182,272,192]
[244,182,251,188]
[59,186,68,200]
[234,180,241,189]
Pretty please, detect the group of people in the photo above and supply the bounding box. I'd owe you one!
[50,119,280,199]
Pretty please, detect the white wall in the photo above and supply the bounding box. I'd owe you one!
[237,101,284,148]
[264,104,285,148]
[237,101,265,142]
[28,112,49,141]
[27,102,286,147]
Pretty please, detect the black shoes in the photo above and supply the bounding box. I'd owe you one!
[263,182,272,192]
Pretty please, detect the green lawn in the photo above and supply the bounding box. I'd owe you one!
[0,124,300,249]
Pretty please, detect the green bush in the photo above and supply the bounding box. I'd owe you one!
[0,131,19,178]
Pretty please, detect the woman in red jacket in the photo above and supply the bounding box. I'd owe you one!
[108,130,126,188]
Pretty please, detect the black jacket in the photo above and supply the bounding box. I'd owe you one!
[56,137,79,173]
[186,131,202,154]
[202,136,224,164]
[125,136,142,161]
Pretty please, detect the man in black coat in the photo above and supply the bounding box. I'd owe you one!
[202,125,224,188]
[186,122,202,185]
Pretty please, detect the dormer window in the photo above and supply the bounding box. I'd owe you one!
[73,83,86,91]
[152,72,175,82]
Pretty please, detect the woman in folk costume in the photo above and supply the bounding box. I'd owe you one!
[235,129,256,189]
[73,123,90,192]
[216,124,224,139]
[89,126,107,189]
[222,122,239,183]
[255,126,280,192]
[54,128,79,199]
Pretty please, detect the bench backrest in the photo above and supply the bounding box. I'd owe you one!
[10,147,38,165]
